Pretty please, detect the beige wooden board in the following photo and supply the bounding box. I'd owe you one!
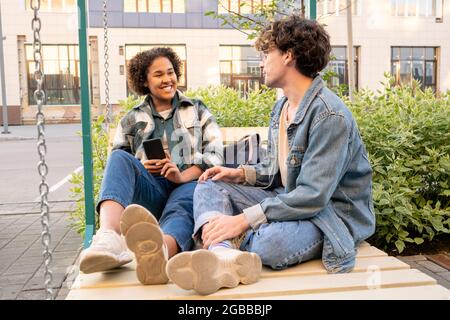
[261,256,409,278]
[71,255,409,290]
[246,285,450,300]
[67,268,436,300]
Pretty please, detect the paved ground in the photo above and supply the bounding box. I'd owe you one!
[397,255,450,289]
[1,124,84,300]
[0,203,82,300]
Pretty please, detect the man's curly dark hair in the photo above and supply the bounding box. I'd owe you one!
[255,15,331,78]
[127,47,182,96]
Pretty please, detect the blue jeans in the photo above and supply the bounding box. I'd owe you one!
[97,149,196,252]
[193,180,324,270]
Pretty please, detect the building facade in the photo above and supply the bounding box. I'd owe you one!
[0,0,449,124]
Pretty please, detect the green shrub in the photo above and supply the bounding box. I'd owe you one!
[185,85,276,127]
[344,75,450,253]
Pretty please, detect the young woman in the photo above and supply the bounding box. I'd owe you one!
[79,47,223,285]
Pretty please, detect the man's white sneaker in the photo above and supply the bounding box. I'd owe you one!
[120,204,169,285]
[166,247,262,295]
[79,229,132,274]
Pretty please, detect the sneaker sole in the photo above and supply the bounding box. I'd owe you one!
[166,249,262,295]
[125,222,169,285]
[120,204,158,236]
[79,250,131,274]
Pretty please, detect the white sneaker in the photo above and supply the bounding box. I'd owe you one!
[166,247,262,295]
[120,204,169,285]
[79,229,133,274]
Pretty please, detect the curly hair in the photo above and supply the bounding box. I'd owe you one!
[255,15,331,78]
[127,47,182,96]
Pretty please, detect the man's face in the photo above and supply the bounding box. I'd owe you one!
[259,48,288,88]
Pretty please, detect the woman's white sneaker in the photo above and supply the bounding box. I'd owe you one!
[79,229,132,274]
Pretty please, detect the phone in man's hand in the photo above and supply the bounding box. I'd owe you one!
[143,138,166,160]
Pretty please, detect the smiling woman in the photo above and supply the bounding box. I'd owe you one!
[78,46,224,285]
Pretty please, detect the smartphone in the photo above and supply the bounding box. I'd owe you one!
[143,138,166,160]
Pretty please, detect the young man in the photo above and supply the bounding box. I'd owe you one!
[166,15,376,295]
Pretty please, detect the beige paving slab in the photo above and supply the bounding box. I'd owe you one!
[67,269,436,300]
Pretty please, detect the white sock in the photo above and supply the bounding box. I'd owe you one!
[208,240,234,251]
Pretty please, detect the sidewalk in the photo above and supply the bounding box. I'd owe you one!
[0,202,82,300]
[0,124,81,142]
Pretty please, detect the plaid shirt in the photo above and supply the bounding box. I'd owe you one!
[112,91,224,171]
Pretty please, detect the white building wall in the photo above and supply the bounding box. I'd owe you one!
[0,0,449,123]
[88,28,250,105]
[321,0,450,91]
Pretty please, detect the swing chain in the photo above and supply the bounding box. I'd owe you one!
[103,0,111,127]
[31,0,54,300]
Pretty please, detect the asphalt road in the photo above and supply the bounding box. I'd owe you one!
[0,124,83,204]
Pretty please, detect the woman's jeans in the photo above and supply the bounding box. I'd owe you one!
[97,149,196,251]
[193,180,324,269]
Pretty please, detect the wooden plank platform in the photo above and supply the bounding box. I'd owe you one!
[67,243,450,300]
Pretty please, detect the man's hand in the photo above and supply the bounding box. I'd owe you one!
[201,214,250,249]
[198,166,245,184]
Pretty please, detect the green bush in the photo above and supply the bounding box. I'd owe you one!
[185,85,276,127]
[344,75,450,253]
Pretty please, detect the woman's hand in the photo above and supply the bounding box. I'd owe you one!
[201,214,250,249]
[157,158,186,184]
[142,159,164,175]
[198,166,246,184]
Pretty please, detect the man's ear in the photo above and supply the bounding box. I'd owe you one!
[284,49,295,67]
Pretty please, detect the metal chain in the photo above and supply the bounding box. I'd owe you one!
[103,0,111,129]
[31,0,53,300]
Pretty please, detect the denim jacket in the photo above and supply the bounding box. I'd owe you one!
[241,76,376,273]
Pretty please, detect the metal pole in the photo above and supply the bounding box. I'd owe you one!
[309,0,317,20]
[0,1,10,134]
[346,0,355,101]
[77,0,95,248]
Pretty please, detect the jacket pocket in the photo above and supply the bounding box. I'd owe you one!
[286,150,304,168]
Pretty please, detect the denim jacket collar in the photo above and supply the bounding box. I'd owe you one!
[276,76,325,126]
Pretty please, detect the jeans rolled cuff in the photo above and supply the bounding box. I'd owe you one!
[192,211,223,238]
[243,204,267,230]
[239,165,256,186]
[95,194,129,214]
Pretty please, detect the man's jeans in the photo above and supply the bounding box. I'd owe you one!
[97,149,196,251]
[193,180,324,269]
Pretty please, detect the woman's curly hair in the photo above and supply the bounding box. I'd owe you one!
[255,15,331,78]
[127,47,182,96]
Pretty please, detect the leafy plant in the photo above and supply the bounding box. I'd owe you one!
[185,85,276,127]
[344,74,450,253]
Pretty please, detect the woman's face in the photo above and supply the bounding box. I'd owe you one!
[145,56,178,101]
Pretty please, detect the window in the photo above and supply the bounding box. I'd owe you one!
[391,0,436,17]
[124,0,185,13]
[317,0,361,16]
[125,45,187,95]
[219,45,262,95]
[391,47,437,91]
[218,0,272,14]
[324,46,359,93]
[26,44,84,105]
[25,0,76,12]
